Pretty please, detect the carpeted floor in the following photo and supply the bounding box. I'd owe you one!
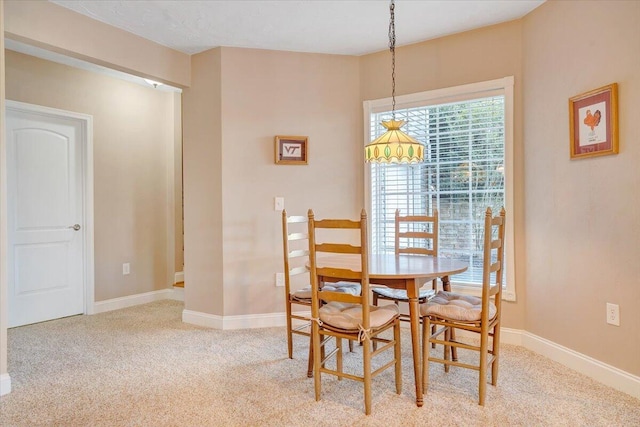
[0,300,638,426]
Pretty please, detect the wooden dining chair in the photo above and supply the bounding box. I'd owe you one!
[421,207,506,405]
[307,209,402,415]
[372,209,439,320]
[281,210,361,377]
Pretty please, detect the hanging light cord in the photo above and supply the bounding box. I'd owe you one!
[389,0,396,119]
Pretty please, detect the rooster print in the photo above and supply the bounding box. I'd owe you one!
[578,102,607,147]
[583,109,602,131]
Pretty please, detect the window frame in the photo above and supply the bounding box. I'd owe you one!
[363,76,516,301]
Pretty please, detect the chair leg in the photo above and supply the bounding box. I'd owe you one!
[337,338,343,381]
[286,302,294,359]
[422,316,430,393]
[312,326,322,402]
[363,335,372,415]
[491,323,501,386]
[431,280,437,348]
[443,322,451,373]
[451,331,458,362]
[394,319,402,395]
[306,334,313,378]
[478,327,489,406]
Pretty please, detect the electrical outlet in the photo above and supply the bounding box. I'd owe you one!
[123,263,130,275]
[606,303,620,326]
[275,272,285,287]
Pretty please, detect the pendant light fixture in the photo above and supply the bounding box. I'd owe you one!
[365,0,424,163]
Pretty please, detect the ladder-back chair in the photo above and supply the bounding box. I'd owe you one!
[307,209,402,415]
[421,207,506,405]
[281,210,360,376]
[372,209,439,318]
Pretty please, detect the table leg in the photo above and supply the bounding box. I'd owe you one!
[441,275,450,292]
[407,282,424,407]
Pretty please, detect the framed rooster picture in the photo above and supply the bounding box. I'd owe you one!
[569,83,618,160]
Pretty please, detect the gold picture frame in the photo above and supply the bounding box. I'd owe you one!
[274,135,308,165]
[569,83,618,160]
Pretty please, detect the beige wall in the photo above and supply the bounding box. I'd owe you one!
[182,47,361,316]
[219,48,361,316]
[5,50,177,301]
[182,48,224,314]
[3,0,190,88]
[522,0,640,376]
[360,20,527,330]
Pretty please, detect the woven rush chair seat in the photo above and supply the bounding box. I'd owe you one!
[291,282,362,302]
[421,291,496,322]
[319,302,399,331]
[372,287,434,302]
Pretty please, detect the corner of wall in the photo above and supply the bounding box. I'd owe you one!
[0,0,11,388]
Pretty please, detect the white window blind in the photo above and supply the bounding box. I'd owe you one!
[369,95,506,286]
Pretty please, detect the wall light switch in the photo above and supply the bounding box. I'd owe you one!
[275,273,285,287]
[123,263,130,275]
[274,197,285,211]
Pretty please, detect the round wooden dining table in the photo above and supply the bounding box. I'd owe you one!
[315,253,468,407]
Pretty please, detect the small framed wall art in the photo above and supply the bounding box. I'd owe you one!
[569,83,618,160]
[274,135,308,165]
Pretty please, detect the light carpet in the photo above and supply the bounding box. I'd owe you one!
[0,300,638,426]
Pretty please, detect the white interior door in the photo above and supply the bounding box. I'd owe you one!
[6,103,86,327]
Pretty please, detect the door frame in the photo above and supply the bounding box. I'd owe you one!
[5,100,95,316]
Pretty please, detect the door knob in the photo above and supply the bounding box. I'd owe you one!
[69,224,81,231]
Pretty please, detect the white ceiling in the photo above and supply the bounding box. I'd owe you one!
[49,0,545,56]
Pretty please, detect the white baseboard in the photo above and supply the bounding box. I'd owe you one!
[182,309,289,330]
[520,330,640,400]
[452,326,638,399]
[0,373,11,396]
[221,312,287,330]
[93,289,174,314]
[170,286,184,302]
[174,271,184,284]
[498,327,524,346]
[182,309,224,329]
